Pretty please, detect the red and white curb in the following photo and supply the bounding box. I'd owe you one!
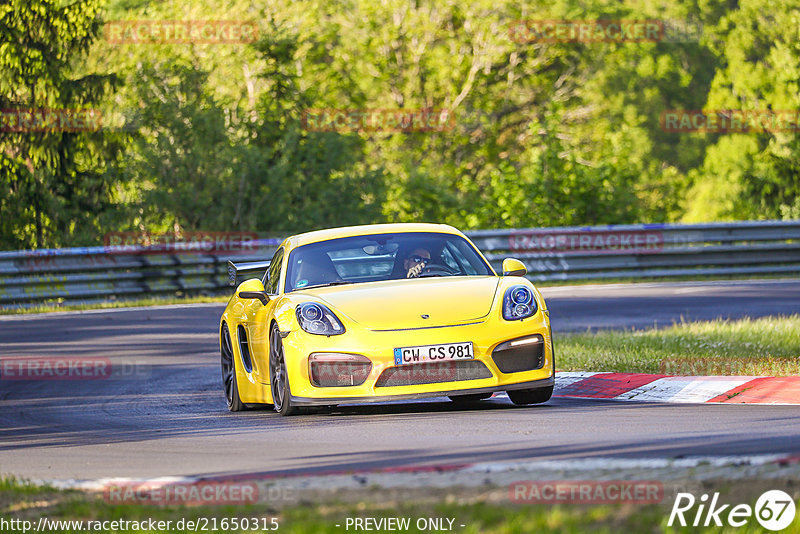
[552,372,800,405]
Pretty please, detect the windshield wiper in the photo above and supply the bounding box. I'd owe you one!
[300,281,352,290]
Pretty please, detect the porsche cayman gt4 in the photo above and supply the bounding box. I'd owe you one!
[220,223,554,415]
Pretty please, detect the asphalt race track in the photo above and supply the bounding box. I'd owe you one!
[1,279,799,481]
[542,278,800,331]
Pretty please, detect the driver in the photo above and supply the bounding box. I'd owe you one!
[404,248,431,278]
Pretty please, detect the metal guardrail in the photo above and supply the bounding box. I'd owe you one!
[0,220,798,307]
[469,220,800,282]
[0,241,281,307]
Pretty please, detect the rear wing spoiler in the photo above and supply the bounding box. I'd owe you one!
[227,260,271,286]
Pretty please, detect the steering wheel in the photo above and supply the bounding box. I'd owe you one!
[419,262,458,276]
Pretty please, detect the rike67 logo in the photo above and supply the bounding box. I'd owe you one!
[668,490,796,531]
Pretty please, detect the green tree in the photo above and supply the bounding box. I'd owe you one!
[0,0,121,249]
[684,0,800,221]
[6,0,791,250]
[234,19,385,232]
[275,0,722,227]
[105,15,384,235]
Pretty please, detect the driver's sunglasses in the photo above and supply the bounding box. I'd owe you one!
[409,255,430,263]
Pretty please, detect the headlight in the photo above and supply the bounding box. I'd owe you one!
[503,285,537,320]
[296,302,345,335]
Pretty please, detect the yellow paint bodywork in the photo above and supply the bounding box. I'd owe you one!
[219,223,554,406]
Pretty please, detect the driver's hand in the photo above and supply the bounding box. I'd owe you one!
[406,262,426,278]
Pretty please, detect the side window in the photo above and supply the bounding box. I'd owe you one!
[264,248,284,294]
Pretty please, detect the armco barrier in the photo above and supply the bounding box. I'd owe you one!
[469,220,800,282]
[0,240,281,308]
[0,221,798,307]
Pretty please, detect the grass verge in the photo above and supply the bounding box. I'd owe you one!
[4,476,796,533]
[557,314,800,375]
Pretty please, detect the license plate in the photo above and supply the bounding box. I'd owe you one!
[393,342,474,365]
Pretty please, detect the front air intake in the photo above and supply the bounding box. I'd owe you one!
[491,334,545,373]
[309,353,372,387]
[375,360,492,387]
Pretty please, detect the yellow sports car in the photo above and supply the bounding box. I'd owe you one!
[220,223,554,415]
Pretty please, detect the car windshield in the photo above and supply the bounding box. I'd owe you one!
[284,232,494,292]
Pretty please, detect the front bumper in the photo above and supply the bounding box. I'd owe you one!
[280,310,554,402]
[290,376,554,406]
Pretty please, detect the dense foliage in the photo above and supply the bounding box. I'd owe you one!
[1,0,798,248]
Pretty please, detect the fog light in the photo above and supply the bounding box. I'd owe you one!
[308,353,372,387]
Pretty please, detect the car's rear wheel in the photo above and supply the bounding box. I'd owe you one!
[269,324,298,416]
[448,392,492,404]
[221,322,245,412]
[508,385,553,405]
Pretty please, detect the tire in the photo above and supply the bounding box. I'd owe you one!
[221,322,245,412]
[507,385,553,406]
[269,324,298,416]
[448,392,492,404]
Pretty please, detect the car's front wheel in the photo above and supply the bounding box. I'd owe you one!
[221,322,245,412]
[269,324,298,416]
[508,385,553,406]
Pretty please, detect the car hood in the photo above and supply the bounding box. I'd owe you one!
[312,276,501,330]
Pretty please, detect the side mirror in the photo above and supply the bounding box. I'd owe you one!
[237,278,269,305]
[502,258,527,277]
[239,291,269,305]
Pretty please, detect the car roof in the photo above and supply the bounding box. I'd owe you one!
[285,223,463,249]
